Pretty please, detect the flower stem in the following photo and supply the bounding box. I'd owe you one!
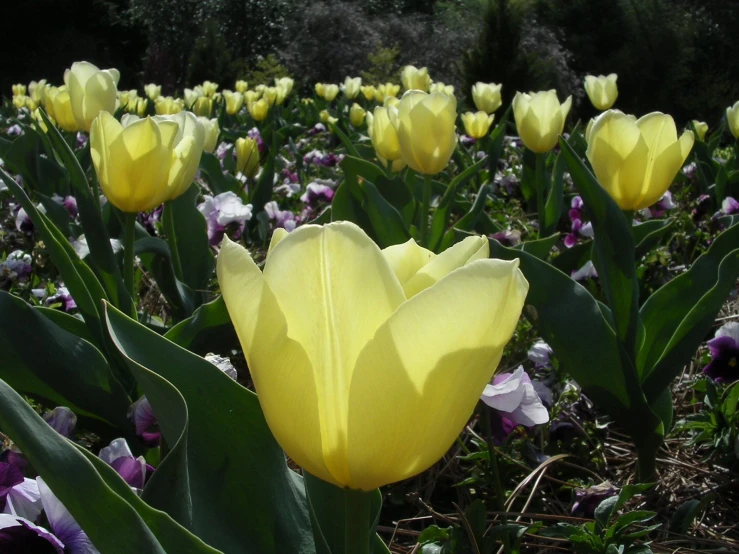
[164,202,184,282]
[481,407,511,554]
[420,173,432,247]
[123,212,136,297]
[535,152,548,236]
[343,488,372,554]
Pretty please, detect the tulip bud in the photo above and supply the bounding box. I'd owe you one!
[13,95,29,110]
[202,81,219,97]
[222,90,244,115]
[360,85,376,101]
[12,83,27,97]
[400,65,431,92]
[583,74,618,111]
[366,107,404,171]
[512,90,572,153]
[429,82,454,96]
[461,111,494,139]
[64,61,120,132]
[235,80,248,93]
[727,101,739,139]
[274,77,294,96]
[49,86,80,132]
[31,109,49,133]
[235,137,260,178]
[321,84,339,102]
[134,98,148,117]
[319,109,338,125]
[471,82,502,114]
[155,96,184,115]
[315,83,325,97]
[341,77,362,100]
[391,90,458,175]
[145,83,161,101]
[29,80,47,103]
[192,96,214,117]
[692,120,708,141]
[184,87,202,107]
[248,99,270,121]
[262,87,278,106]
[586,110,694,211]
[199,116,220,153]
[349,103,366,127]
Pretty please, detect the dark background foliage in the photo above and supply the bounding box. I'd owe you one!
[4,0,739,124]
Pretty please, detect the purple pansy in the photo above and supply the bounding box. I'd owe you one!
[42,407,77,439]
[565,196,593,247]
[45,287,77,312]
[0,513,64,554]
[75,133,88,149]
[1,251,32,281]
[98,439,150,491]
[51,194,78,219]
[36,477,98,553]
[303,149,343,167]
[640,191,676,220]
[528,340,553,368]
[490,229,522,247]
[703,322,739,383]
[300,182,335,204]
[307,123,326,135]
[264,201,299,231]
[481,366,550,429]
[572,482,618,517]
[571,260,598,281]
[197,192,253,246]
[128,397,161,447]
[721,197,739,215]
[7,125,23,137]
[0,463,42,522]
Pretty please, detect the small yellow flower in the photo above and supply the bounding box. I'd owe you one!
[691,121,708,141]
[223,90,244,115]
[341,77,362,99]
[512,90,572,153]
[471,82,502,114]
[461,111,494,139]
[726,101,739,139]
[248,99,270,121]
[400,65,431,92]
[235,80,248,93]
[583,74,618,111]
[235,137,260,178]
[144,83,161,101]
[349,103,366,127]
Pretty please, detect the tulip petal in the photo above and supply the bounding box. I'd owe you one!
[345,258,528,490]
[381,239,435,290]
[216,237,333,485]
[263,222,405,485]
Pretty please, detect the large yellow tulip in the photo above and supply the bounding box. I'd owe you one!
[202,81,219,97]
[222,90,244,115]
[391,90,458,175]
[217,223,528,490]
[275,77,294,96]
[691,120,708,141]
[586,110,694,211]
[192,96,213,117]
[471,82,502,114]
[584,74,618,111]
[199,116,219,153]
[727,101,739,139]
[64,61,120,131]
[235,80,248,93]
[248,99,270,121]
[461,111,494,139]
[400,65,431,92]
[512,90,572,153]
[366,107,404,171]
[48,86,80,132]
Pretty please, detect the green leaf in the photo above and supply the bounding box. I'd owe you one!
[0,378,220,553]
[560,136,640,361]
[330,122,360,158]
[542,151,566,236]
[104,304,315,553]
[165,296,238,355]
[199,152,243,195]
[2,127,69,196]
[552,241,593,275]
[669,495,714,535]
[438,184,490,251]
[249,134,278,217]
[516,233,559,260]
[632,219,676,259]
[639,222,739,402]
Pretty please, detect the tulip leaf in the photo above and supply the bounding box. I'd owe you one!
[552,241,593,275]
[330,122,360,158]
[485,116,509,176]
[632,218,676,259]
[38,109,135,318]
[165,295,238,356]
[438,184,490,251]
[199,152,243,196]
[559,136,641,362]
[249,132,279,217]
[515,233,559,260]
[0,291,132,435]
[36,191,74,238]
[357,180,411,247]
[638,222,739,403]
[2,127,69,196]
[164,184,215,307]
[542,151,566,237]
[104,304,315,554]
[0,378,220,554]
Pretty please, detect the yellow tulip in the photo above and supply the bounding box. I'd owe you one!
[192,96,213,117]
[383,96,400,109]
[391,90,458,175]
[255,84,267,95]
[64,61,120,131]
[319,109,338,125]
[222,90,244,115]
[12,95,29,110]
[248,99,270,121]
[471,82,502,114]
[49,86,80,132]
[216,223,528,490]
[145,83,161,101]
[134,98,148,117]
[31,109,49,133]
[400,65,431,92]
[727,101,739,139]
[360,85,376,101]
[29,80,47,103]
[262,87,278,106]
[315,83,326,97]
[235,80,248,93]
[366,107,405,172]
[321,84,339,102]
[375,83,400,102]
[586,110,694,211]
[274,85,288,106]
[118,90,137,110]
[155,96,184,115]
[461,111,494,139]
[12,84,27,97]
[349,103,366,127]
[199,117,219,153]
[235,137,260,178]
[429,82,454,96]
[244,90,261,104]
[91,111,204,212]
[43,87,59,119]
[512,90,572,153]
[274,77,294,96]
[184,87,202,108]
[583,74,618,111]
[202,81,219,97]
[341,77,362,99]
[692,120,708,141]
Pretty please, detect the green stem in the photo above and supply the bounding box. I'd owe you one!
[343,488,372,554]
[482,408,511,554]
[123,212,136,297]
[535,152,548,236]
[164,202,184,281]
[420,173,432,247]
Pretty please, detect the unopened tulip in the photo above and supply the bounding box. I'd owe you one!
[319,109,338,125]
[429,82,454,96]
[12,84,26,97]
[144,83,161,101]
[49,86,80,132]
[583,74,618,111]
[235,137,260,178]
[274,85,288,106]
[235,80,248,93]
[586,110,694,211]
[199,117,219,153]
[222,90,244,115]
[248,99,270,121]
[360,85,376,101]
[512,90,572,153]
[727,101,739,139]
[692,121,708,141]
[262,87,278,106]
[401,65,431,92]
[367,107,405,171]
[341,77,362,99]
[321,84,339,102]
[64,61,120,131]
[217,222,528,490]
[90,111,204,212]
[155,96,184,115]
[461,111,494,139]
[202,81,219,97]
[472,82,502,114]
[275,77,294,96]
[184,87,202,107]
[193,96,213,117]
[391,90,458,175]
[133,98,148,117]
[29,80,47,103]
[349,103,366,127]
[12,95,29,110]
